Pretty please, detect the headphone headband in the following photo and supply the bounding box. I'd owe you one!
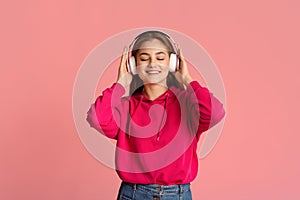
[134,30,171,41]
[126,30,179,74]
[129,30,178,54]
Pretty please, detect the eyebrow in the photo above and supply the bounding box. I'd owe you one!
[138,51,167,56]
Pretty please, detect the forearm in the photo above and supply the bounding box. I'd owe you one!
[188,81,226,132]
[183,74,194,85]
[86,83,125,139]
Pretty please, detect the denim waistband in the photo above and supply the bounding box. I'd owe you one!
[121,181,191,195]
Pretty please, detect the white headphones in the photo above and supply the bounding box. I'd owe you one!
[126,30,179,75]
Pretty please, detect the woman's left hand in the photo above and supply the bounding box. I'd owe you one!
[174,47,193,85]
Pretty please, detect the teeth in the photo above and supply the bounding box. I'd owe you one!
[147,71,160,74]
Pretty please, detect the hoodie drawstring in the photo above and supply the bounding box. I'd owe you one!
[156,93,169,141]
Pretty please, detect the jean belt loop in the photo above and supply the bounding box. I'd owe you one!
[133,184,136,191]
[180,184,183,194]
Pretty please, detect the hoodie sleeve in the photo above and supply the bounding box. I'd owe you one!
[186,81,226,140]
[86,83,125,139]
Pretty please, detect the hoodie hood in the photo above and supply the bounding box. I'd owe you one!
[133,86,175,101]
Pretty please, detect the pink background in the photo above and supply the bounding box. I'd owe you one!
[1,0,300,199]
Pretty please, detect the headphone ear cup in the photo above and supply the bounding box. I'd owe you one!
[129,56,137,75]
[169,53,177,72]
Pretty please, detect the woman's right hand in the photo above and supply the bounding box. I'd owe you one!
[117,46,132,88]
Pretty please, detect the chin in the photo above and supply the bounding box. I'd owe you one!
[143,79,167,86]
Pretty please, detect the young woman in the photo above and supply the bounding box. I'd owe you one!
[86,30,226,200]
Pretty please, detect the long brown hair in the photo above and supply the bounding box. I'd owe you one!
[129,30,184,95]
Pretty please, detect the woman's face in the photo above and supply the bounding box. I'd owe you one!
[135,39,170,86]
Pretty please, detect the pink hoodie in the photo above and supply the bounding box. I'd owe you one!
[86,81,225,185]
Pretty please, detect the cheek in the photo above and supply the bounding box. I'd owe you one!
[162,61,170,70]
[136,61,148,68]
[162,58,170,67]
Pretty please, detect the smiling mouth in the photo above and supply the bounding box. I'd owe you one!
[146,70,161,74]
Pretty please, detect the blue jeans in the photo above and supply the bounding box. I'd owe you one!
[117,181,192,200]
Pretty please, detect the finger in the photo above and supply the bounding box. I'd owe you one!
[178,46,184,59]
[121,46,128,65]
[177,48,185,65]
[119,46,129,74]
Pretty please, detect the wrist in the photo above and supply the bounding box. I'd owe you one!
[117,79,127,88]
[183,75,193,85]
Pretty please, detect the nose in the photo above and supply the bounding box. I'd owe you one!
[148,57,158,67]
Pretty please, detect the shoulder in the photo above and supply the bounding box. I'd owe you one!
[169,81,205,95]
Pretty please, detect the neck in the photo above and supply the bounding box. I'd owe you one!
[143,83,168,100]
